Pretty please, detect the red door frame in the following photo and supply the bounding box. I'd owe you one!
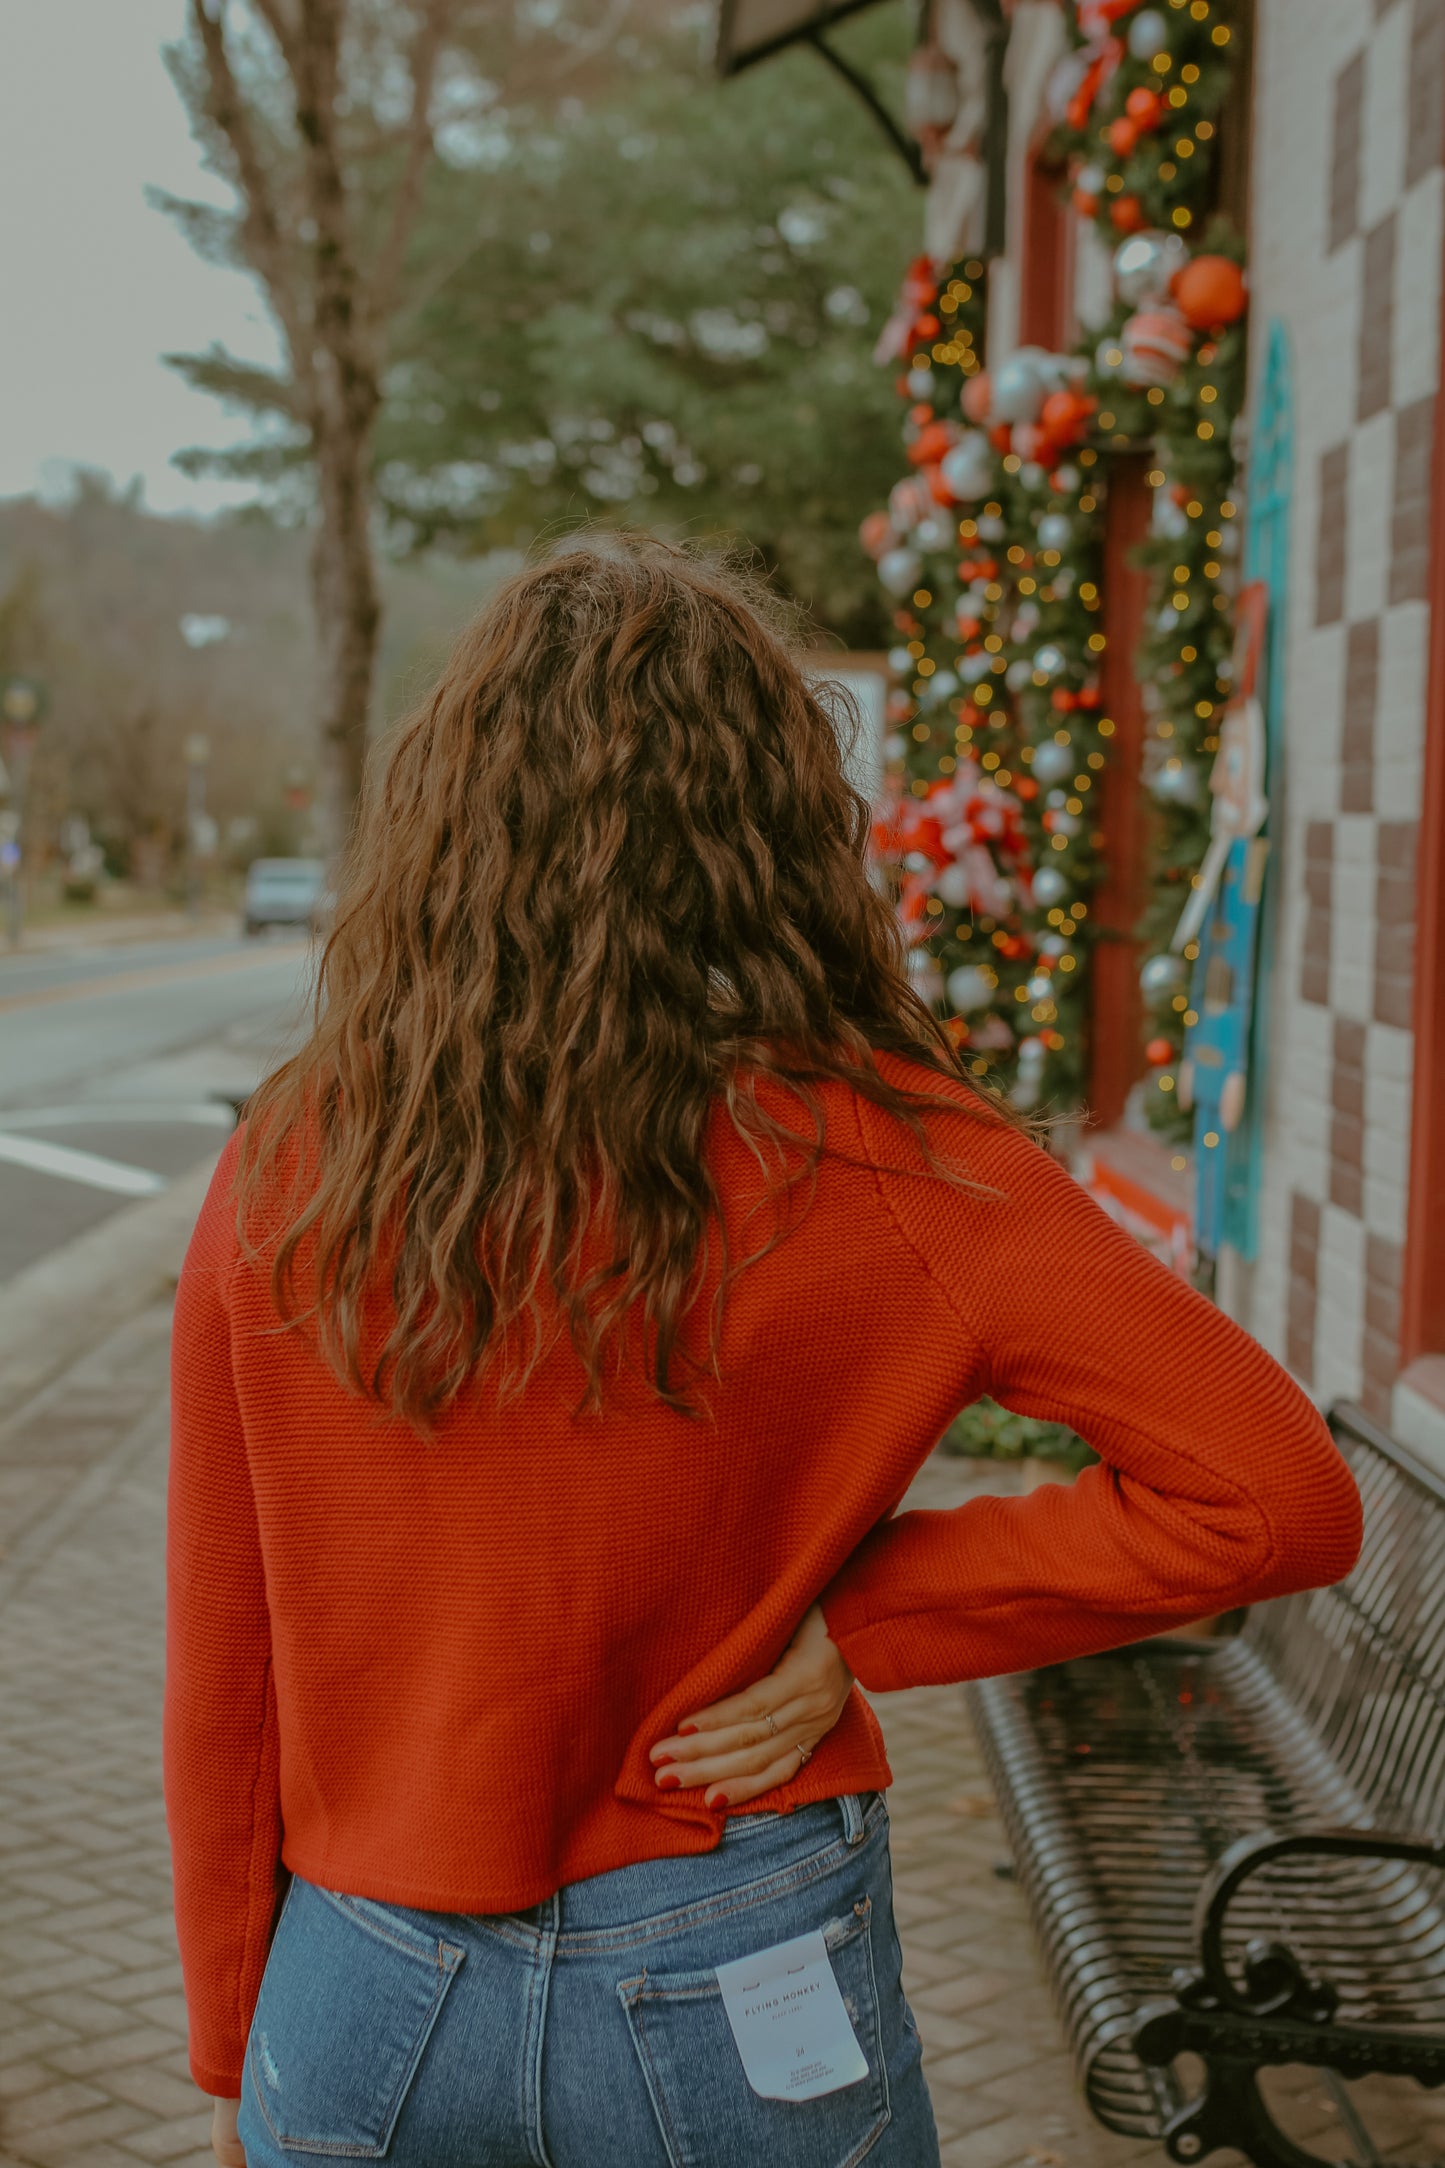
[1400,244,1445,1369]
[1088,454,1155,1129]
[1018,138,1075,354]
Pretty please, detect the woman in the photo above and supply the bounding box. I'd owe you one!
[165,539,1361,2168]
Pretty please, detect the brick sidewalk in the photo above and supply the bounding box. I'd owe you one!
[2,1306,1441,2167]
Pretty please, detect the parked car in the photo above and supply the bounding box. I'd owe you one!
[241,857,330,937]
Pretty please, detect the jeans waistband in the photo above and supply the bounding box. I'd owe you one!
[720,1790,875,1848]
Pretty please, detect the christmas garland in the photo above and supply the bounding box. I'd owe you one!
[863,260,1111,1111]
[1047,0,1246,1137]
[863,0,1247,1139]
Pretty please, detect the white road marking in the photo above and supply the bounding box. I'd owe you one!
[0,1102,236,1131]
[0,1130,167,1196]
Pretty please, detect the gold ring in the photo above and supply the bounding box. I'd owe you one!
[795,1741,812,1767]
[764,1713,779,1737]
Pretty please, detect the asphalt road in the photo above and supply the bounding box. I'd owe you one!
[0,931,314,1283]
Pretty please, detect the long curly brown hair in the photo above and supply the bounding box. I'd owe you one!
[239,537,995,1422]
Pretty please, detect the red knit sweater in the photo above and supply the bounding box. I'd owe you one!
[164,1059,1361,2095]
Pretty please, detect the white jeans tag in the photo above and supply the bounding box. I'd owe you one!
[715,1928,869,2102]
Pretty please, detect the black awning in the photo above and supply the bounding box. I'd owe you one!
[715,0,893,77]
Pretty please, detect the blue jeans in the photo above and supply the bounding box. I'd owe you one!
[236,1792,938,2166]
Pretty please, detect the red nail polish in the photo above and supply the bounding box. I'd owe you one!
[708,1791,729,1809]
[678,1722,698,1736]
[656,1771,681,1790]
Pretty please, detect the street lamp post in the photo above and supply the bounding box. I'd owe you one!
[1,678,43,949]
[184,732,211,921]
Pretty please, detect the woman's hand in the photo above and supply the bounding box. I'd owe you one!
[649,1604,854,1809]
[211,2095,245,2166]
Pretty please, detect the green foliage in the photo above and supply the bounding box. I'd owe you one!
[940,1397,1095,1470]
[377,15,918,639]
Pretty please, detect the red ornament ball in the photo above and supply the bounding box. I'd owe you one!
[1172,254,1247,329]
[961,370,992,423]
[1110,193,1145,233]
[1108,117,1139,156]
[1120,306,1193,388]
[1039,388,1092,447]
[1072,188,1099,218]
[858,510,894,560]
[1146,1037,1176,1067]
[908,420,955,468]
[1125,86,1164,129]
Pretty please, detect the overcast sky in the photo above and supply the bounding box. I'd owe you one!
[0,0,279,515]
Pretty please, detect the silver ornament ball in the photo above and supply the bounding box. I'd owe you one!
[946,964,995,1013]
[939,432,995,502]
[1139,951,1187,1004]
[907,949,944,1004]
[1127,8,1170,60]
[877,546,923,597]
[1149,758,1202,806]
[1030,740,1074,786]
[990,351,1047,426]
[1030,865,1068,908]
[1113,229,1190,308]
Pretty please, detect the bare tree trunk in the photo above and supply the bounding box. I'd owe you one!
[189,0,449,859]
[311,416,380,862]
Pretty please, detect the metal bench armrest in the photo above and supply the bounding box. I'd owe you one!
[1190,1825,1445,2018]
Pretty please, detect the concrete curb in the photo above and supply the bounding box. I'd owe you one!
[0,1147,225,1414]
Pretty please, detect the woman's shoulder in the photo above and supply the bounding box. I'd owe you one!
[844,1048,1043,1172]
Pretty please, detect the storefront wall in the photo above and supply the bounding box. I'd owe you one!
[907,0,1442,1442]
[1242,0,1443,1433]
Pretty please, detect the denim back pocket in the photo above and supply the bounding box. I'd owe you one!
[617,1898,890,2168]
[246,1879,464,2158]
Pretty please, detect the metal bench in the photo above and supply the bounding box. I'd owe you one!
[967,1403,1445,2168]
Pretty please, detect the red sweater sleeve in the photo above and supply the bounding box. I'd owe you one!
[820,1092,1363,1693]
[164,1133,283,2097]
